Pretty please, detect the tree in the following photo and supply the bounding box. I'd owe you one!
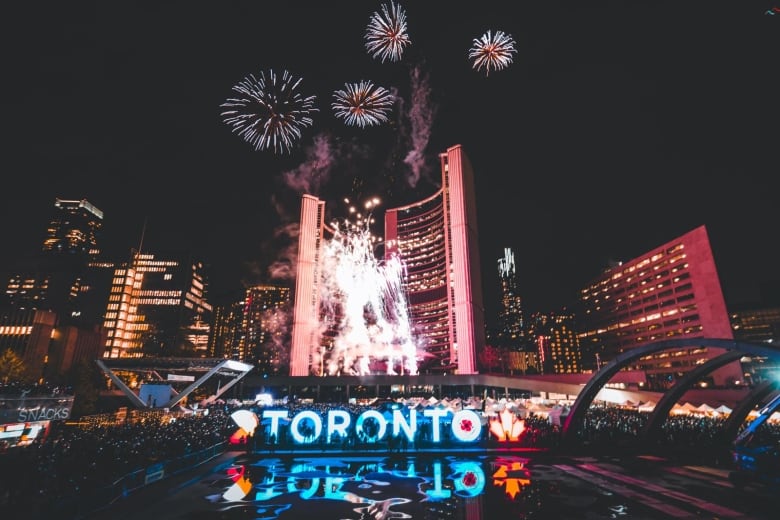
[478,344,501,373]
[0,348,26,384]
[68,360,103,418]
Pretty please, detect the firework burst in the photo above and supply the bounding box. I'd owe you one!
[468,30,517,76]
[220,69,318,154]
[316,216,418,377]
[332,80,395,128]
[365,1,411,63]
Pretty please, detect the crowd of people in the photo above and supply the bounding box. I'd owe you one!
[0,406,235,512]
[1,393,780,515]
[0,380,73,398]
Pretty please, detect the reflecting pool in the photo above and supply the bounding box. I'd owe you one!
[104,450,776,520]
[205,453,540,519]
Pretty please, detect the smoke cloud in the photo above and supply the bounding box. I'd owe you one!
[281,133,335,196]
[266,222,299,281]
[399,64,437,188]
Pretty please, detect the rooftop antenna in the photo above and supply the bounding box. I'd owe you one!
[132,217,148,266]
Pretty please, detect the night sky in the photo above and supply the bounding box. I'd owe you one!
[1,1,778,323]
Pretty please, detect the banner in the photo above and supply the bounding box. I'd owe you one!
[0,396,75,425]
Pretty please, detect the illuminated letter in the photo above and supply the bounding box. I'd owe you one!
[355,410,387,442]
[393,409,416,442]
[451,461,485,496]
[287,477,320,499]
[291,410,322,444]
[451,410,482,442]
[263,410,289,438]
[425,461,451,499]
[327,409,351,441]
[323,477,346,500]
[423,409,449,443]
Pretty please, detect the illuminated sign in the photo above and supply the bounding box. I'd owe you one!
[167,374,195,382]
[489,408,525,441]
[220,459,488,504]
[236,408,485,446]
[0,396,74,425]
[493,459,531,499]
[18,406,71,422]
[229,409,259,444]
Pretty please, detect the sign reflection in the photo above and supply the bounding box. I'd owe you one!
[210,455,537,519]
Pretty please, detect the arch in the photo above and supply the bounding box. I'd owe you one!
[560,337,780,447]
[640,350,745,445]
[730,381,780,446]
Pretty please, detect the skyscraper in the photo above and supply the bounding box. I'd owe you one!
[208,300,245,359]
[240,285,291,374]
[497,247,525,347]
[290,195,332,376]
[526,311,582,374]
[102,252,212,358]
[3,197,111,327]
[384,145,486,375]
[289,144,486,376]
[576,225,743,389]
[42,198,103,258]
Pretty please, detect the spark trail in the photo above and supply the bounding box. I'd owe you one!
[314,216,418,376]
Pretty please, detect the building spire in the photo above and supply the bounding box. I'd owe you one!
[132,217,148,265]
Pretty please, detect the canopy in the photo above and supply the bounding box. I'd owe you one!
[637,401,656,412]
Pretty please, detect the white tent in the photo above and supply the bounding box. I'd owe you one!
[696,403,716,414]
[638,401,656,412]
[714,404,732,415]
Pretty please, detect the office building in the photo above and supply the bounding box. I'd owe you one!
[290,144,486,376]
[384,145,486,375]
[496,247,525,346]
[240,285,291,374]
[102,252,212,358]
[208,300,245,359]
[46,324,107,379]
[42,198,103,258]
[730,304,780,385]
[3,198,112,327]
[526,311,581,375]
[576,225,743,389]
[731,306,780,345]
[0,309,57,382]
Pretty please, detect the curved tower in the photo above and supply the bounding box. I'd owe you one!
[289,145,486,376]
[384,145,485,374]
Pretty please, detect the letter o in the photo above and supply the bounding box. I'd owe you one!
[291,410,323,444]
[451,410,481,442]
[355,410,387,442]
